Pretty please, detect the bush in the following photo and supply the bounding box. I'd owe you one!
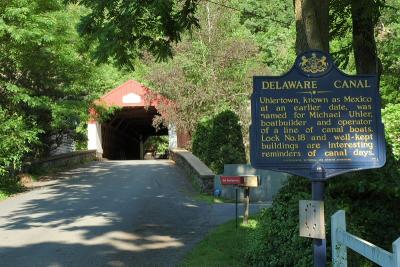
[0,108,41,182]
[192,116,213,165]
[144,136,169,156]
[382,103,400,159]
[192,110,246,174]
[245,147,400,266]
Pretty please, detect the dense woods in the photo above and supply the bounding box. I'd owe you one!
[1,0,399,265]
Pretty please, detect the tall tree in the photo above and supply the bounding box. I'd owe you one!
[142,1,264,143]
[294,0,329,54]
[351,0,383,75]
[0,0,132,178]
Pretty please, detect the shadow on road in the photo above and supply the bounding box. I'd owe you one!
[0,160,211,267]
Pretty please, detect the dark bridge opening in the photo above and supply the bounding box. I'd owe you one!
[101,107,168,160]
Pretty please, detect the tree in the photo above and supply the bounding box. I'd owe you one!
[142,0,265,146]
[192,110,246,174]
[76,0,200,67]
[294,0,329,53]
[0,0,132,179]
[330,0,386,75]
[238,0,296,74]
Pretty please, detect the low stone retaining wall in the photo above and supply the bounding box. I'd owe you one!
[24,150,99,173]
[170,149,214,194]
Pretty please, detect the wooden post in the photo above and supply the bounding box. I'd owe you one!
[392,237,400,267]
[235,187,238,229]
[243,187,250,225]
[331,210,347,267]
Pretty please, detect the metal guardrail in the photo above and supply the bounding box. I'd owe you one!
[331,210,400,267]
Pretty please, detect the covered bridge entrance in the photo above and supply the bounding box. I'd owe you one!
[87,80,178,160]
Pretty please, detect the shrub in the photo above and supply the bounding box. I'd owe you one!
[0,108,41,183]
[382,103,400,159]
[245,147,400,266]
[192,110,246,174]
[192,116,213,166]
[144,136,169,156]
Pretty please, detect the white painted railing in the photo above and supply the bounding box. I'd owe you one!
[331,210,400,267]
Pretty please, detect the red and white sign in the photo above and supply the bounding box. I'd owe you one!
[220,176,244,185]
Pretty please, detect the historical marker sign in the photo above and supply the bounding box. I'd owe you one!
[250,50,386,179]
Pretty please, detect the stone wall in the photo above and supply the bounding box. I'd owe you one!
[170,149,214,194]
[25,150,99,173]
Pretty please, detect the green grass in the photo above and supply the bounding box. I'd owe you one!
[179,218,259,267]
[184,174,235,204]
[193,193,234,204]
[0,181,25,201]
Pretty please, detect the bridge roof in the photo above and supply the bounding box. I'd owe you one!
[96,80,166,108]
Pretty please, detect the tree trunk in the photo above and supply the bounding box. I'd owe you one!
[351,0,381,75]
[294,0,329,54]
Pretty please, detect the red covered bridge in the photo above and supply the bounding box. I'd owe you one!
[87,80,187,160]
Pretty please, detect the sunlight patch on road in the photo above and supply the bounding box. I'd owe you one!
[182,202,199,208]
[0,217,184,253]
[62,214,114,228]
[84,231,184,252]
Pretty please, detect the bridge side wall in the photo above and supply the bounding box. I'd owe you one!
[24,150,98,173]
[170,149,214,194]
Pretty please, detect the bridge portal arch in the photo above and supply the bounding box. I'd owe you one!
[87,80,178,160]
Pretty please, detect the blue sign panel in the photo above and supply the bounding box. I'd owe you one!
[250,50,386,180]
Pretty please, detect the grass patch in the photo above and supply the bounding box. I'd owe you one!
[193,193,234,204]
[184,174,234,204]
[0,181,25,201]
[179,217,259,267]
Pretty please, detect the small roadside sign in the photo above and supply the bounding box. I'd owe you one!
[220,175,260,226]
[220,176,244,185]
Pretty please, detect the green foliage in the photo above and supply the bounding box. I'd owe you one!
[382,104,400,159]
[0,0,132,183]
[93,105,122,124]
[192,110,246,174]
[245,148,400,266]
[0,181,25,201]
[0,108,41,178]
[144,136,170,155]
[378,0,400,106]
[237,0,296,74]
[77,0,200,67]
[192,117,212,163]
[143,1,266,155]
[245,177,312,266]
[180,218,258,267]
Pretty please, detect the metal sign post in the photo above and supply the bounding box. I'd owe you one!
[312,181,326,266]
[311,163,327,267]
